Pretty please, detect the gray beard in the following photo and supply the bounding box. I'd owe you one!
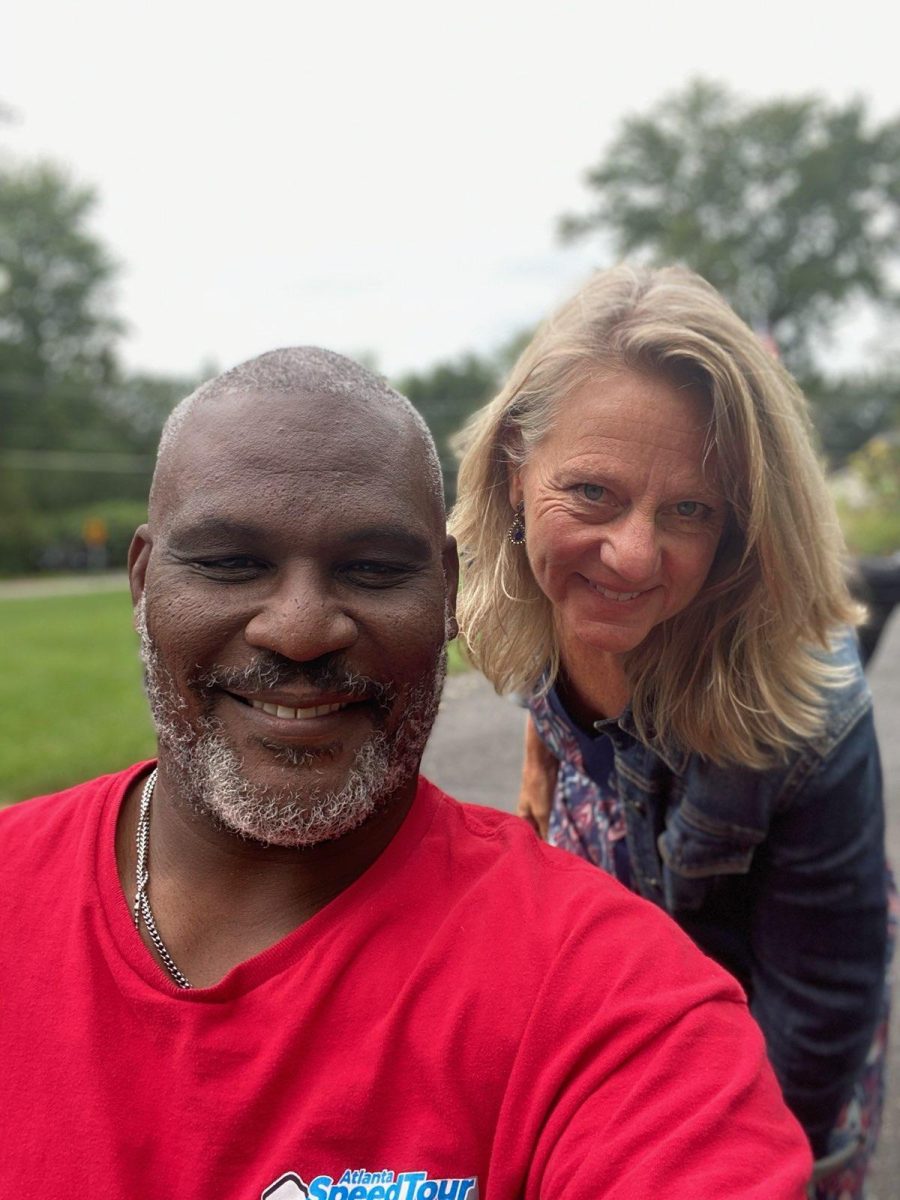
[135,598,446,848]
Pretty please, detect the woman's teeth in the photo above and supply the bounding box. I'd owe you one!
[590,583,642,601]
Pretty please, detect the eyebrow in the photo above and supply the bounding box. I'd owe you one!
[341,525,434,560]
[165,519,271,549]
[165,518,434,559]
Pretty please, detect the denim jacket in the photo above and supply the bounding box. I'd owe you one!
[531,631,888,1156]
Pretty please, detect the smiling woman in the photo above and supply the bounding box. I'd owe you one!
[450,264,892,1199]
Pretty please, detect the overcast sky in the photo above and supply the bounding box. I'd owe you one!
[5,0,898,381]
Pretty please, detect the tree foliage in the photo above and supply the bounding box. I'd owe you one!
[396,353,500,503]
[560,80,900,377]
[0,161,122,451]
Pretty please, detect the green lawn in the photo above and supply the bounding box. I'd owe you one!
[1,586,468,806]
[0,589,155,805]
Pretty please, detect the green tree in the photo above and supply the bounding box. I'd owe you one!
[0,150,205,570]
[560,80,900,380]
[0,161,122,453]
[396,353,500,504]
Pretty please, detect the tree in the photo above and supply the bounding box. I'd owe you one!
[396,353,500,503]
[0,161,122,452]
[560,80,900,379]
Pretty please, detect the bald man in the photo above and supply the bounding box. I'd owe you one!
[0,349,812,1198]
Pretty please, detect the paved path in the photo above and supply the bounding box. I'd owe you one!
[0,570,129,599]
[424,615,900,1197]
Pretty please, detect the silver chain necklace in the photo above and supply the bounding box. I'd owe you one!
[133,768,192,989]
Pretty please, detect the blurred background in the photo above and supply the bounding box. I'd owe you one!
[2,0,899,803]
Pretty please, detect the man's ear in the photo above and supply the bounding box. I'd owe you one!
[128,525,152,617]
[442,535,460,639]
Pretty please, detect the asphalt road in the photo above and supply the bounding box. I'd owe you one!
[423,614,900,1198]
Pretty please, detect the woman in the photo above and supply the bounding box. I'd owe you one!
[451,265,891,1198]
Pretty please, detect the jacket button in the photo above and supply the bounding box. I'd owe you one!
[631,800,647,817]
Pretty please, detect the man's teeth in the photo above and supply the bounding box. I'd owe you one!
[249,700,347,720]
[591,583,642,601]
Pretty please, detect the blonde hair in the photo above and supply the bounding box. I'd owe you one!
[450,264,860,768]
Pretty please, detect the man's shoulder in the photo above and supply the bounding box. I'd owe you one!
[421,775,640,901]
[0,763,148,857]
[418,776,736,985]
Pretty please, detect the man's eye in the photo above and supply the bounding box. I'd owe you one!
[341,561,418,588]
[189,556,265,578]
[579,484,607,502]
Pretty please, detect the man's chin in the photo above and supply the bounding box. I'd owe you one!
[160,723,406,848]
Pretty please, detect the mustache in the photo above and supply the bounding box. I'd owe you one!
[195,653,393,711]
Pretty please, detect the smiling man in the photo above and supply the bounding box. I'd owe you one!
[0,349,812,1198]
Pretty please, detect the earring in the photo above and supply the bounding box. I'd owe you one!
[507,503,526,546]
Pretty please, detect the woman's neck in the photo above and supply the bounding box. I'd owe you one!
[556,640,630,728]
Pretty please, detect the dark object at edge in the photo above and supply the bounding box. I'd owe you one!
[852,554,900,667]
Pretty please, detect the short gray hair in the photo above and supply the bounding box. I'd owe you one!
[154,346,444,514]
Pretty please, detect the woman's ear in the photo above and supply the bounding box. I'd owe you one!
[508,469,524,509]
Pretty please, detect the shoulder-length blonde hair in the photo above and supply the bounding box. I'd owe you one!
[450,264,860,768]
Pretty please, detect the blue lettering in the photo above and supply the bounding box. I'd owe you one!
[398,1172,427,1200]
[348,1188,367,1200]
[415,1184,438,1200]
[369,1189,386,1200]
[309,1178,334,1200]
[338,1171,353,1185]
[436,1183,462,1200]
[458,1182,477,1200]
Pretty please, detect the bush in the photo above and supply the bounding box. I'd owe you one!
[0,499,147,577]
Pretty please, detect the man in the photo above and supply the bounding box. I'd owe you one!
[0,349,812,1198]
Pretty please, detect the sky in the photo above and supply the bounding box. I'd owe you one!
[4,0,899,382]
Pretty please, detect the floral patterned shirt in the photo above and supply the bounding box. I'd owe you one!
[530,686,633,890]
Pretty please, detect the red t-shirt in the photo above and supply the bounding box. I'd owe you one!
[0,763,811,1199]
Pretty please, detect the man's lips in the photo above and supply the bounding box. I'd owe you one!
[223,690,368,723]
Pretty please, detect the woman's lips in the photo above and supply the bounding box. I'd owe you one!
[587,579,647,602]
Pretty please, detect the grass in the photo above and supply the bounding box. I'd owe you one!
[0,585,469,807]
[0,588,155,805]
[837,503,900,558]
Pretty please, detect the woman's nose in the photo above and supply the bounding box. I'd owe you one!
[243,571,359,662]
[598,512,661,583]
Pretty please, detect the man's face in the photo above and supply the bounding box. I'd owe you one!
[130,388,457,847]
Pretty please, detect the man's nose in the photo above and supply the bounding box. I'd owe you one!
[243,570,359,662]
[598,511,661,583]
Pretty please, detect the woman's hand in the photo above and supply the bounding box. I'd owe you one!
[517,715,560,839]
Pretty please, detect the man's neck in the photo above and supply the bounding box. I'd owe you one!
[115,765,417,989]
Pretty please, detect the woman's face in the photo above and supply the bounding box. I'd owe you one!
[509,370,726,663]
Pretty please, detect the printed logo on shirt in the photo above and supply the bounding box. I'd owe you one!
[262,1168,479,1200]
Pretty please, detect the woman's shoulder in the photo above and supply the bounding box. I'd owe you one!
[805,628,872,755]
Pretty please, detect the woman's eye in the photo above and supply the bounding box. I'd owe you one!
[674,501,709,518]
[580,484,607,502]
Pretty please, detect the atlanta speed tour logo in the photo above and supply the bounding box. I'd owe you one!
[262,1168,480,1200]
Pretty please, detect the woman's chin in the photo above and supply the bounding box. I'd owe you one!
[559,617,654,662]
